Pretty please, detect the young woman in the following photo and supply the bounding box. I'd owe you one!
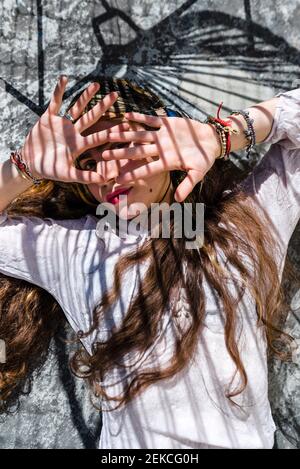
[0,75,299,449]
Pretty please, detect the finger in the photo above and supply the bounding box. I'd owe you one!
[75,92,119,133]
[67,167,105,185]
[103,122,130,133]
[80,119,130,135]
[174,169,203,202]
[107,130,158,144]
[124,112,164,128]
[102,144,158,161]
[116,159,169,182]
[113,156,159,175]
[79,121,130,138]
[67,82,100,120]
[81,128,112,149]
[48,75,68,114]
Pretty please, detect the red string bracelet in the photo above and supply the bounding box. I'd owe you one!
[10,150,43,186]
[214,101,235,155]
[205,102,237,159]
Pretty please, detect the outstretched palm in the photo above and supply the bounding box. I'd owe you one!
[21,76,129,184]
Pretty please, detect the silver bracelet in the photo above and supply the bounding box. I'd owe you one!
[229,109,256,158]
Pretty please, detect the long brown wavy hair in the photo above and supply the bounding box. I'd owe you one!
[0,77,294,414]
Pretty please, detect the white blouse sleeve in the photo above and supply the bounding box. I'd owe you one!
[241,88,300,270]
[0,211,61,291]
[0,211,95,304]
[0,211,105,352]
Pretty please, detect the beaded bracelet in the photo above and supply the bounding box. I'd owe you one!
[10,150,43,186]
[205,118,228,159]
[229,109,256,158]
[204,102,238,160]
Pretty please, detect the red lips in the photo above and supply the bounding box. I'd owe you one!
[105,186,133,204]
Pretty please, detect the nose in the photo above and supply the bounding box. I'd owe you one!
[97,158,129,184]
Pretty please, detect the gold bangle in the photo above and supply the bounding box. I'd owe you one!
[205,119,226,159]
[205,116,237,160]
[211,125,227,159]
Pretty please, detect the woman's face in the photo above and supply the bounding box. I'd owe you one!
[78,117,172,219]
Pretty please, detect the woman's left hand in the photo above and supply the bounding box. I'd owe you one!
[102,112,222,202]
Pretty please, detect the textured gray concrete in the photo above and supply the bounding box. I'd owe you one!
[0,0,300,449]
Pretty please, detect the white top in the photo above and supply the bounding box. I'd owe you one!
[1,87,300,449]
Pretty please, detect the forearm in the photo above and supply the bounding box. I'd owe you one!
[0,159,33,212]
[206,96,279,157]
[227,96,279,152]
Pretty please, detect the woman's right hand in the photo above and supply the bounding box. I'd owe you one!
[20,75,129,185]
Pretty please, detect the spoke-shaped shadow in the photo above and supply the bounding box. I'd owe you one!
[1,0,300,117]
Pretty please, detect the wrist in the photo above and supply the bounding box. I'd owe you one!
[205,123,223,160]
[10,148,43,186]
[224,114,250,152]
[8,158,33,188]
